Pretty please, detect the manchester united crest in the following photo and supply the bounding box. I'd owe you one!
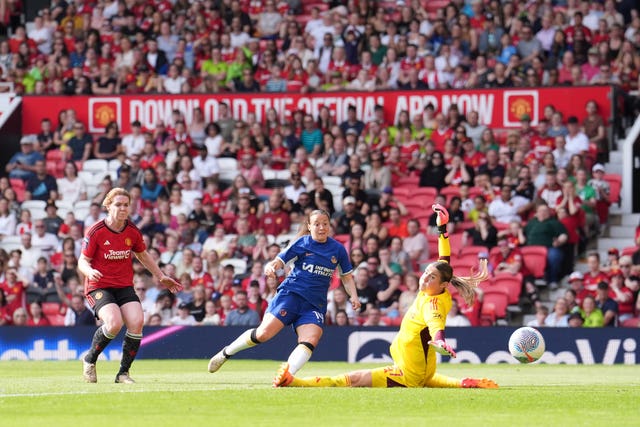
[331,256,337,264]
[124,237,132,246]
[95,291,103,300]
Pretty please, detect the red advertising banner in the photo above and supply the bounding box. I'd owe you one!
[21,86,612,135]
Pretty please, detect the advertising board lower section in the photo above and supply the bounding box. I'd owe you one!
[0,326,638,364]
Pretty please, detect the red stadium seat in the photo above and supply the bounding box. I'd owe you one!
[520,246,548,280]
[412,186,438,201]
[333,234,350,245]
[427,234,438,259]
[480,288,509,324]
[603,173,621,205]
[621,317,640,327]
[621,246,637,257]
[396,175,419,187]
[491,272,523,305]
[9,178,26,202]
[451,255,484,276]
[459,245,489,258]
[439,185,461,204]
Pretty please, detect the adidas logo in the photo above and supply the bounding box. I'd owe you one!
[104,240,111,246]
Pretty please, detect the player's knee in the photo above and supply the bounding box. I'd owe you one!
[298,341,315,352]
[251,328,263,344]
[104,319,124,335]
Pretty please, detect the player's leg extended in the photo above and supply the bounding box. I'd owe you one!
[425,372,499,389]
[116,301,144,383]
[273,362,360,387]
[275,364,405,388]
[287,323,323,375]
[83,302,122,383]
[208,314,285,373]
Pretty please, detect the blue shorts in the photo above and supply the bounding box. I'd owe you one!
[267,289,325,329]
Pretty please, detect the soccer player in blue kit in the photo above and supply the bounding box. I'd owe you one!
[207,209,361,382]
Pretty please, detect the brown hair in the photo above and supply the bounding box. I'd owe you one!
[431,259,489,305]
[295,209,331,239]
[102,187,131,209]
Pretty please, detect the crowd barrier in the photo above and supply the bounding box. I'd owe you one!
[21,86,613,135]
[1,326,638,364]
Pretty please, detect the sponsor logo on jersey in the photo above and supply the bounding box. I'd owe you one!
[104,240,110,246]
[279,309,287,317]
[95,291,103,300]
[104,249,131,260]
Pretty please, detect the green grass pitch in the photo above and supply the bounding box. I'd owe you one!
[1,360,638,427]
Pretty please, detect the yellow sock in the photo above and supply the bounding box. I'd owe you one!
[424,372,462,388]
[291,374,350,387]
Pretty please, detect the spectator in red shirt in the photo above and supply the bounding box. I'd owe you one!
[259,193,291,238]
[190,256,215,297]
[26,300,50,326]
[567,271,593,307]
[564,11,593,45]
[1,267,26,317]
[583,251,610,293]
[608,269,635,323]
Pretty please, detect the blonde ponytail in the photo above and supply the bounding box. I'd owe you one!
[449,258,490,306]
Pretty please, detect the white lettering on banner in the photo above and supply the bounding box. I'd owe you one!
[394,94,494,125]
[441,94,495,124]
[250,97,294,122]
[130,99,202,128]
[347,331,638,365]
[298,95,383,123]
[0,340,121,360]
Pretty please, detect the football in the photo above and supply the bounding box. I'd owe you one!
[508,327,546,363]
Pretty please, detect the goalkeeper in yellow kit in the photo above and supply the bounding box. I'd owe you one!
[273,204,499,389]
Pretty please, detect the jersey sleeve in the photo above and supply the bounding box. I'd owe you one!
[336,243,353,276]
[81,234,97,259]
[277,235,304,265]
[131,224,146,253]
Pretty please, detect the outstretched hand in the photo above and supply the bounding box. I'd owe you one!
[428,339,457,358]
[160,275,183,294]
[432,203,450,227]
[350,295,361,312]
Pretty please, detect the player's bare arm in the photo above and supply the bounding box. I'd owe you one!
[77,254,103,282]
[134,251,183,294]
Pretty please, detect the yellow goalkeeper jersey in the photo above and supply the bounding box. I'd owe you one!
[389,287,452,387]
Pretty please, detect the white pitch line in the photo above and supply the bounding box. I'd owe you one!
[0,386,227,398]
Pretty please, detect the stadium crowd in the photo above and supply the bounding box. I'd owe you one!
[1,0,640,329]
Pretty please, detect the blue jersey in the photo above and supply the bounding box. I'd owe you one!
[277,235,352,311]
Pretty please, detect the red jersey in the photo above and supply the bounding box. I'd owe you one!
[583,270,609,293]
[613,286,634,316]
[463,150,486,171]
[269,146,290,170]
[530,134,555,160]
[191,270,215,292]
[430,128,454,152]
[260,211,291,237]
[0,280,25,315]
[82,220,146,293]
[489,247,530,277]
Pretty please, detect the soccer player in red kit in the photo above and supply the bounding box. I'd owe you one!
[79,188,182,384]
